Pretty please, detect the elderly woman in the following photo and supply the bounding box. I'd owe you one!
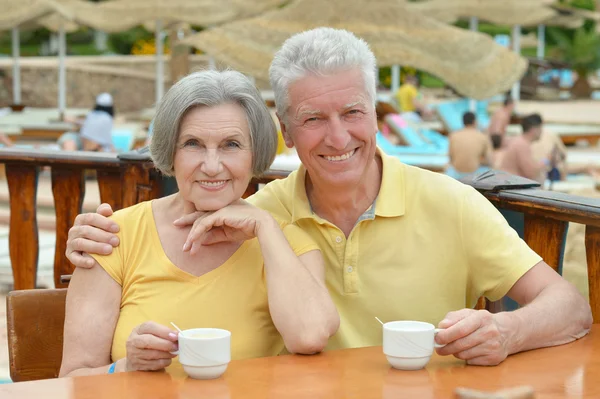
[59,70,339,377]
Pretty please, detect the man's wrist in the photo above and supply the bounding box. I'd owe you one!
[494,311,523,356]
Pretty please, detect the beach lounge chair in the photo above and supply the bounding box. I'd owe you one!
[435,99,490,133]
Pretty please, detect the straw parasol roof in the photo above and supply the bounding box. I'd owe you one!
[545,15,585,29]
[407,0,557,27]
[0,0,286,32]
[37,0,287,33]
[182,0,528,100]
[408,0,600,28]
[0,0,76,31]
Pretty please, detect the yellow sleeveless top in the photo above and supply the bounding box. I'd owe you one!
[91,201,319,376]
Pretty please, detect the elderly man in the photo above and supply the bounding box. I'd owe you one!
[65,28,591,366]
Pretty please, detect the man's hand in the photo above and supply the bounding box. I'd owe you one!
[435,309,511,366]
[66,203,120,268]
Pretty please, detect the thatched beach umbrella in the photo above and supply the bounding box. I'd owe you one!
[0,0,77,109]
[407,0,600,99]
[406,0,557,27]
[2,0,286,109]
[182,0,528,100]
[39,0,286,33]
[71,0,285,103]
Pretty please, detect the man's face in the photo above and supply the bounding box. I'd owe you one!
[278,68,378,189]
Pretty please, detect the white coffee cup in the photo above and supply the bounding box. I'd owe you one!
[174,328,231,379]
[383,321,445,371]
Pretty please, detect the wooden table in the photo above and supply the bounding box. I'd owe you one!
[2,326,599,398]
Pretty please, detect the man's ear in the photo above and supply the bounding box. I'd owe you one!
[277,113,295,148]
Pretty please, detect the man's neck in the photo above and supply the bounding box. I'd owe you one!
[306,155,383,237]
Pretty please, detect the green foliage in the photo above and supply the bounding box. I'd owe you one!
[107,26,153,55]
[548,26,600,75]
[565,0,596,11]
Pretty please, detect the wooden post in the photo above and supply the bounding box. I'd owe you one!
[51,167,85,288]
[6,165,39,289]
[523,214,568,273]
[586,225,600,323]
[97,168,124,211]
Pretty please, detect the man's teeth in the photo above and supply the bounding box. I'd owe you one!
[323,150,355,162]
[200,180,227,187]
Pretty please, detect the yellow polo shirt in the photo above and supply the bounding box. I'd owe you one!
[249,150,541,350]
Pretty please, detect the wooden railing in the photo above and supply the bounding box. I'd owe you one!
[0,148,162,289]
[1,149,599,322]
[478,188,600,322]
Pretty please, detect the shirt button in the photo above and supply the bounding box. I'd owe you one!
[347,266,353,273]
[335,236,342,243]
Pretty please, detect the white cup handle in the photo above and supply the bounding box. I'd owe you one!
[434,328,446,349]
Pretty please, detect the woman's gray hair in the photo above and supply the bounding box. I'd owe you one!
[269,27,377,120]
[150,69,277,176]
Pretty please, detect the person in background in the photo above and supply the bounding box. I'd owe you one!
[532,128,567,182]
[488,96,514,140]
[58,93,115,152]
[498,113,558,182]
[395,74,432,121]
[446,111,492,179]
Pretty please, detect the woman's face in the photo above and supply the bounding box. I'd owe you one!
[173,103,253,211]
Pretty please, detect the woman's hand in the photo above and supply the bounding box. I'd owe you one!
[178,200,274,254]
[125,322,179,372]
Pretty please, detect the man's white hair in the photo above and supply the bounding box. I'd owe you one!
[269,27,377,120]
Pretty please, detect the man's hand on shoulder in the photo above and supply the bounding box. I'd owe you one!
[66,203,120,268]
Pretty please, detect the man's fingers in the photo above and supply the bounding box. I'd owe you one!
[438,308,477,329]
[436,312,483,345]
[96,203,115,218]
[77,225,119,247]
[435,328,487,356]
[465,355,502,366]
[74,212,119,234]
[66,251,96,268]
[70,237,114,256]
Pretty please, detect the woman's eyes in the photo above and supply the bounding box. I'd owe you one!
[224,141,241,149]
[181,140,241,149]
[183,139,199,147]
